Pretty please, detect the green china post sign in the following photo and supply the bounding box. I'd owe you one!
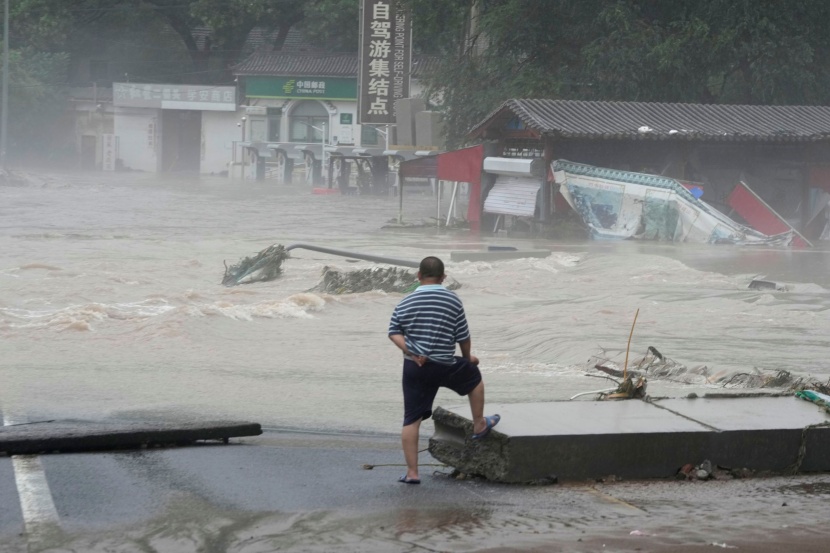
[245,77,358,100]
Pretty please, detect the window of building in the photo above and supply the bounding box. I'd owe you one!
[289,101,328,142]
[267,107,282,141]
[361,125,380,146]
[250,120,267,142]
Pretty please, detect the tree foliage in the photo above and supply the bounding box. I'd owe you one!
[419,0,830,147]
[5,48,70,153]
[297,0,360,52]
[6,0,830,153]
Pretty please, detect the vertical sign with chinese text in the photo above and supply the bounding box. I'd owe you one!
[358,0,411,125]
[102,134,116,171]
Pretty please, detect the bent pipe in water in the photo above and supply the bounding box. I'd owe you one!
[284,243,420,268]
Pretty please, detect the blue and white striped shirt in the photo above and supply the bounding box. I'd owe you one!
[388,284,471,365]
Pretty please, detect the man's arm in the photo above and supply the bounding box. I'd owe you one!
[389,333,427,366]
[458,339,479,365]
[389,333,408,354]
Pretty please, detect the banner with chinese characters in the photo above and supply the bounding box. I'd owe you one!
[358,0,411,125]
[113,83,236,111]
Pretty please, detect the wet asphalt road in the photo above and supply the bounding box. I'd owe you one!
[2,430,830,552]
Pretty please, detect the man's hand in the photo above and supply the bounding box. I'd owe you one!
[468,354,479,366]
[412,354,427,367]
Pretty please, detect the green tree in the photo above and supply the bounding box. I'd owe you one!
[296,0,360,52]
[417,0,830,147]
[581,0,830,104]
[416,0,603,147]
[8,0,108,51]
[5,48,70,155]
[165,0,305,80]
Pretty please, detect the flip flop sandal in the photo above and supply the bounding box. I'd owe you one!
[471,414,501,441]
[398,475,421,484]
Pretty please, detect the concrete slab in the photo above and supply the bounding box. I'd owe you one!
[429,396,830,483]
[449,250,551,262]
[654,395,826,430]
[654,395,830,473]
[0,420,262,455]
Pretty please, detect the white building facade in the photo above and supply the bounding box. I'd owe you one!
[112,82,239,174]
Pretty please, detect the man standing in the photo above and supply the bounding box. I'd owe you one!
[388,256,500,484]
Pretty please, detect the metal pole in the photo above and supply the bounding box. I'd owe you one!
[1,0,9,170]
[284,243,419,268]
[397,173,403,224]
[446,181,459,227]
[436,179,441,228]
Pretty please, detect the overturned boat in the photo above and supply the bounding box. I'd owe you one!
[553,160,794,246]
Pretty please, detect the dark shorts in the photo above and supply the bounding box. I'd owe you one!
[402,356,482,426]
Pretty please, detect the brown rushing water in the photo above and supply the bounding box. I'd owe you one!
[2,171,830,434]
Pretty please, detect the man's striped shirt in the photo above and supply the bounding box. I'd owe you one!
[388,284,470,365]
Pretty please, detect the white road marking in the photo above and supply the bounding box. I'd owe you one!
[3,415,61,539]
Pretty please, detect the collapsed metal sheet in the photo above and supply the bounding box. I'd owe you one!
[553,160,793,245]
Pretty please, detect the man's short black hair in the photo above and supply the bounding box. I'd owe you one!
[419,256,445,278]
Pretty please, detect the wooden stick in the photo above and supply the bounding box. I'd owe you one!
[623,308,640,381]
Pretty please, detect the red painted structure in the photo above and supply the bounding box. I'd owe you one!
[727,182,811,248]
[399,145,485,231]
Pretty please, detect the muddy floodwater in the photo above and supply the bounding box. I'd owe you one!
[2,171,830,435]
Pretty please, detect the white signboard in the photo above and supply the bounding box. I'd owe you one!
[113,83,237,111]
[338,125,354,144]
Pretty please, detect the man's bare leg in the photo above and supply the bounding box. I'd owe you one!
[467,381,487,434]
[401,418,422,480]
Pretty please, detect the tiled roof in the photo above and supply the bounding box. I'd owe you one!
[470,99,830,142]
[233,51,439,79]
[234,53,358,77]
[69,87,113,102]
[410,57,441,78]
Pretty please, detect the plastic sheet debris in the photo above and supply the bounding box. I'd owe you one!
[795,390,830,414]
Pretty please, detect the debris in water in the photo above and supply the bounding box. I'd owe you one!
[589,346,830,392]
[553,160,794,246]
[222,243,462,292]
[222,244,289,286]
[601,374,647,400]
[310,266,461,294]
[748,278,789,291]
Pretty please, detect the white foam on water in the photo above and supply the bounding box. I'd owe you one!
[193,293,327,320]
[0,301,178,331]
